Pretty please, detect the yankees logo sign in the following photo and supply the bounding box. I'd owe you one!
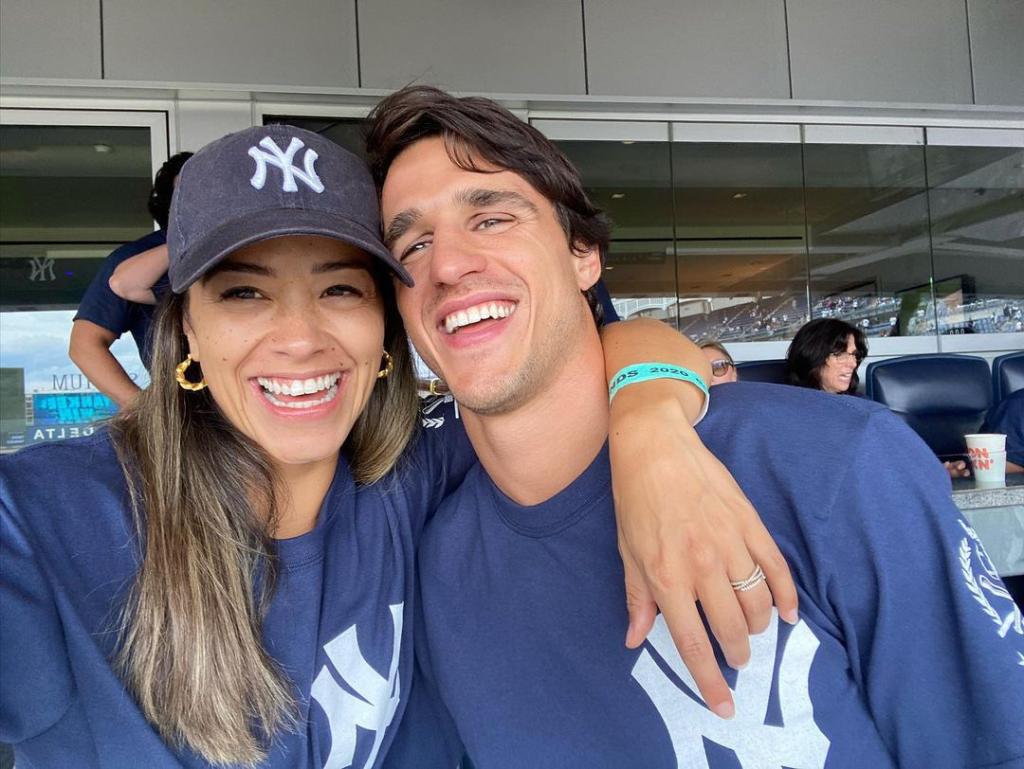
[248,136,325,193]
[29,256,56,282]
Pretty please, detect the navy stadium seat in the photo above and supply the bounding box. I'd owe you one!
[864,354,991,460]
[735,359,789,385]
[991,351,1024,405]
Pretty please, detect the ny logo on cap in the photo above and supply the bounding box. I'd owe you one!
[248,136,325,194]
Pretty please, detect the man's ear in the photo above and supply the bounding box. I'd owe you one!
[572,243,603,292]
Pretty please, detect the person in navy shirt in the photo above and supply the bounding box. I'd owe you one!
[984,388,1024,474]
[370,87,1024,769]
[69,152,192,405]
[2,123,797,768]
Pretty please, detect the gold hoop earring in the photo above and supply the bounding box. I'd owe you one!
[377,350,394,380]
[175,354,208,391]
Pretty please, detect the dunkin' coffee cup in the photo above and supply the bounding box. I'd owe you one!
[965,434,1008,483]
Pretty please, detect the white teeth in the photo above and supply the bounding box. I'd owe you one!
[257,373,340,398]
[443,301,516,334]
[262,383,339,409]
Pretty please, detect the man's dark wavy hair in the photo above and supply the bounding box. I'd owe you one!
[148,152,194,230]
[785,317,868,394]
[365,86,612,325]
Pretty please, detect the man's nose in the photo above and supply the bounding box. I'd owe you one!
[429,227,487,285]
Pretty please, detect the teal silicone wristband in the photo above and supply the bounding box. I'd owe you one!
[608,363,710,408]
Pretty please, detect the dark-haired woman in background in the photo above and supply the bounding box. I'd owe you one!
[785,317,970,477]
[785,318,867,395]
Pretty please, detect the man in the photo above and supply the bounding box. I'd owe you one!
[68,152,192,406]
[369,87,1024,768]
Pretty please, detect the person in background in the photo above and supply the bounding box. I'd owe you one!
[983,388,1024,475]
[785,318,866,395]
[786,317,971,478]
[700,341,738,385]
[68,152,192,407]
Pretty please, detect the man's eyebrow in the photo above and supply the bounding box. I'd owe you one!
[383,208,422,250]
[201,261,274,282]
[457,188,538,214]
[384,189,539,249]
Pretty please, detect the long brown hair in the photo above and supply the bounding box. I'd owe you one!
[109,273,417,765]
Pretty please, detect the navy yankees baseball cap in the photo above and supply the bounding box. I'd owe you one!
[167,124,412,293]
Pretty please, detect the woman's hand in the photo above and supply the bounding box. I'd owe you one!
[609,382,799,718]
[600,318,798,719]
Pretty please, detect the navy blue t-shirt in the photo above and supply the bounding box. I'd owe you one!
[392,383,1024,769]
[984,389,1024,467]
[73,229,169,370]
[0,399,472,769]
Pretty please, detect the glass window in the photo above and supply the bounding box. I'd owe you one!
[925,140,1024,335]
[552,137,677,326]
[802,132,932,338]
[546,120,1022,349]
[0,120,159,451]
[263,115,368,158]
[672,139,808,343]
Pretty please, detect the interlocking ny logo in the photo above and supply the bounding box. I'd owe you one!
[29,256,56,282]
[311,603,403,769]
[248,136,324,193]
[633,610,830,768]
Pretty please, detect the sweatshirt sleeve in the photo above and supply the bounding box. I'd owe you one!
[822,410,1024,769]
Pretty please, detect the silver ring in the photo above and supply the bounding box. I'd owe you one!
[730,564,766,592]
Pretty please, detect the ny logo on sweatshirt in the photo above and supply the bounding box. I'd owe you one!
[311,603,403,769]
[633,610,830,768]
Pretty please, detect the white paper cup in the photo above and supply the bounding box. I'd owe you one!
[965,433,1007,453]
[970,449,1007,484]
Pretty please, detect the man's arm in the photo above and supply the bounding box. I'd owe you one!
[108,243,168,305]
[601,317,798,719]
[827,410,1024,767]
[68,320,141,408]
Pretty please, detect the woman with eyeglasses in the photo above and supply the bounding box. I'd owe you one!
[785,318,866,395]
[785,318,971,477]
[699,341,738,385]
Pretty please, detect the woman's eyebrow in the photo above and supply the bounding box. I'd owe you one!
[201,261,274,282]
[312,259,372,275]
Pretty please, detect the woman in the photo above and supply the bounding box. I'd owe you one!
[700,341,738,385]
[785,317,970,477]
[0,126,791,768]
[786,317,867,395]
